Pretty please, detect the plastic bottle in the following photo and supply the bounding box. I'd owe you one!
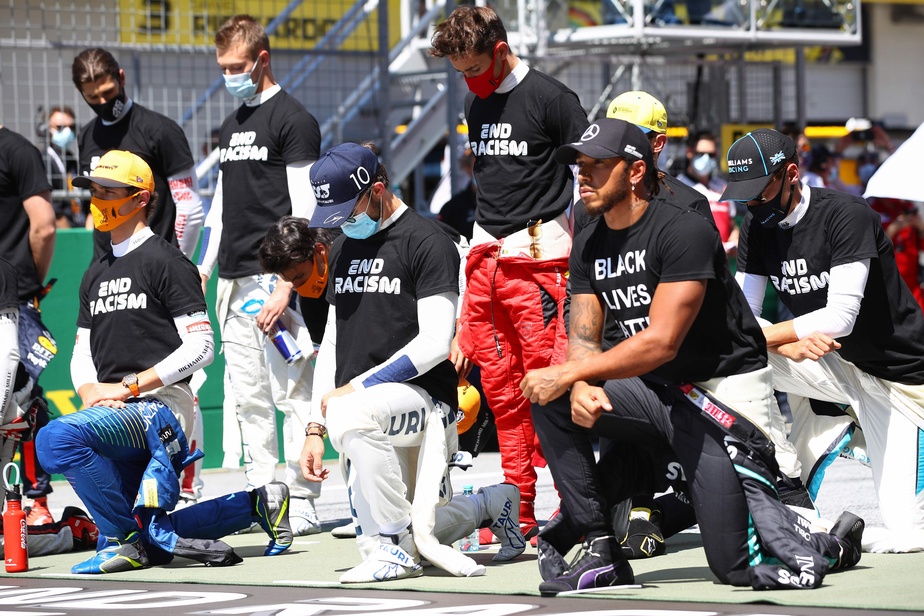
[458,485,480,553]
[269,320,303,364]
[3,464,28,573]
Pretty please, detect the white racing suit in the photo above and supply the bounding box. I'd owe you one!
[216,274,320,501]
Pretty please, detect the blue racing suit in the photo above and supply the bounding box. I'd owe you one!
[37,397,255,560]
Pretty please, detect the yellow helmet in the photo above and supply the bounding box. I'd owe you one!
[456,377,482,434]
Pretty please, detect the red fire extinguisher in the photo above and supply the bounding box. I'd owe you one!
[3,462,28,572]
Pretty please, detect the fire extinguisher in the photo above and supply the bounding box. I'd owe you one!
[3,462,28,572]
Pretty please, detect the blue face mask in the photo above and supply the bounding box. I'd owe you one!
[691,153,717,178]
[51,126,76,150]
[223,58,263,99]
[342,194,381,239]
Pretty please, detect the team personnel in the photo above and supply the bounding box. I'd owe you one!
[520,119,864,593]
[71,47,203,260]
[0,122,58,527]
[196,14,323,534]
[677,130,739,255]
[727,128,924,553]
[36,151,294,574]
[430,5,589,540]
[280,143,524,583]
[39,105,85,228]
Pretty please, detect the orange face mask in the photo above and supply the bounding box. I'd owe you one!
[89,192,141,232]
[294,252,329,298]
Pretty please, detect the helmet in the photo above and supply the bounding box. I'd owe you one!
[456,378,482,434]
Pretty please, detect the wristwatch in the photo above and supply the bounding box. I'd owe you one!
[121,373,140,397]
[305,423,327,439]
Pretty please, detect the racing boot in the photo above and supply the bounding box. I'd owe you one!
[71,531,149,574]
[477,484,526,561]
[538,535,635,596]
[252,481,294,556]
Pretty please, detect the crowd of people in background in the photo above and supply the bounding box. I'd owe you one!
[2,3,922,594]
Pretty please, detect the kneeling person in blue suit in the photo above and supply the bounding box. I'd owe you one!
[37,150,292,574]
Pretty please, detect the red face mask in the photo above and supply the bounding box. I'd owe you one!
[465,42,508,99]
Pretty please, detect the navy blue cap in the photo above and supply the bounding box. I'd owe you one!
[309,143,379,228]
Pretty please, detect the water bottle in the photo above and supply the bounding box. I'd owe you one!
[269,320,303,364]
[3,463,28,573]
[458,485,480,553]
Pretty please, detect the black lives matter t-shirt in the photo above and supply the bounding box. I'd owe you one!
[571,201,766,384]
[326,211,460,407]
[737,187,924,384]
[217,91,321,279]
[0,128,52,301]
[465,69,588,239]
[77,235,206,384]
[77,103,195,259]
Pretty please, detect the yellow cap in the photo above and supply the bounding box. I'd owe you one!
[606,91,668,134]
[73,150,154,192]
[456,378,482,435]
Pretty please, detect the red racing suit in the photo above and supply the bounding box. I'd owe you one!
[457,241,569,529]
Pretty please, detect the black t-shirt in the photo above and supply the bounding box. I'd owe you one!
[438,185,477,240]
[77,234,207,384]
[571,201,766,383]
[0,127,52,301]
[465,69,588,238]
[217,91,321,279]
[0,257,18,311]
[77,103,195,258]
[571,173,716,349]
[326,210,460,407]
[737,187,924,384]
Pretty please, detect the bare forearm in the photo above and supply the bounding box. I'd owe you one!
[762,320,799,349]
[567,331,678,384]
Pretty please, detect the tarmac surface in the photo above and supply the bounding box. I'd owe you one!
[5,449,907,616]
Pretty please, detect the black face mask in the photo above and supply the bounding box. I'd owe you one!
[88,87,127,122]
[749,177,795,228]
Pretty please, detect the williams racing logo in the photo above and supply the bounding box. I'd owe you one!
[90,277,148,316]
[334,258,400,294]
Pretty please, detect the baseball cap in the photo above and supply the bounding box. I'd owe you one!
[606,91,668,134]
[554,118,654,169]
[308,143,379,229]
[720,128,796,202]
[72,150,154,192]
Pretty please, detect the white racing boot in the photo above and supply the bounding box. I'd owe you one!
[340,526,423,583]
[290,496,322,536]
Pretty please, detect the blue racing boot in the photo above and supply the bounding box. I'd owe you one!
[252,481,294,556]
[71,531,149,574]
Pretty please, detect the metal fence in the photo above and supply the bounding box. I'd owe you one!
[0,0,400,194]
[1,0,852,206]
